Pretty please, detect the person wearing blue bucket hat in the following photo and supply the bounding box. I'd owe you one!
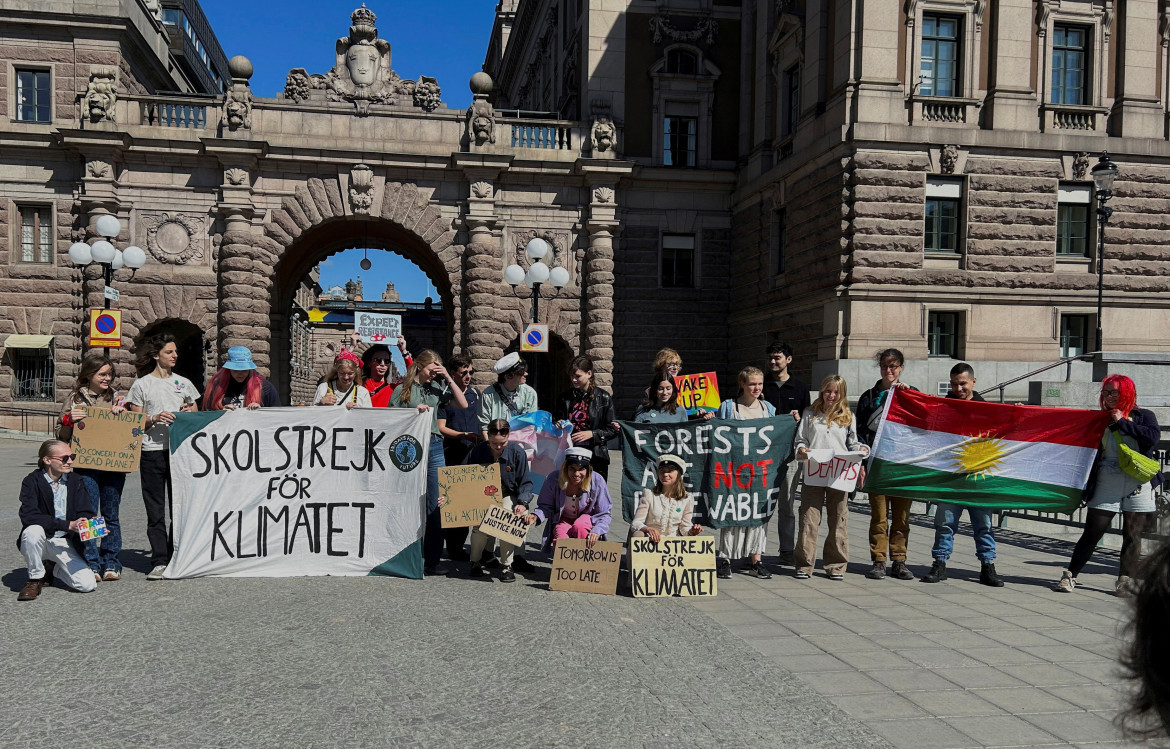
[203,346,281,410]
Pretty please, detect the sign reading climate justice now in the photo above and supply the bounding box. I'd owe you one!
[164,407,431,579]
[619,416,797,528]
[355,312,401,343]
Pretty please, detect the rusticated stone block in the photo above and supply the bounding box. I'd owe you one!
[218,256,252,273]
[265,222,294,247]
[324,179,344,216]
[964,157,1062,178]
[295,184,322,226]
[281,196,311,230]
[967,207,1052,226]
[853,169,925,188]
[966,256,1054,273]
[965,240,1054,257]
[852,185,922,204]
[390,183,419,226]
[966,223,1053,242]
[851,251,922,268]
[852,235,922,252]
[854,152,928,171]
[271,210,301,240]
[307,178,333,219]
[852,218,923,236]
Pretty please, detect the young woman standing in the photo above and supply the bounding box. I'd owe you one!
[553,355,618,479]
[313,350,372,408]
[632,373,688,424]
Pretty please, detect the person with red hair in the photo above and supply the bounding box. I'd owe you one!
[202,347,280,411]
[1055,375,1163,596]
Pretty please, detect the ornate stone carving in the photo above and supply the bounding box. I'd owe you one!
[593,186,615,204]
[939,144,959,174]
[512,229,575,282]
[284,69,312,102]
[470,181,493,199]
[224,168,249,186]
[591,116,617,153]
[1072,152,1091,180]
[412,75,442,112]
[649,14,719,45]
[222,56,254,131]
[83,65,118,124]
[144,213,205,265]
[467,72,496,147]
[86,160,111,179]
[349,164,375,214]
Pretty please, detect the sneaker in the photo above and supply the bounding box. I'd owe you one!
[499,566,516,583]
[827,571,845,581]
[746,561,772,579]
[423,563,449,576]
[92,570,102,584]
[102,569,122,582]
[1116,575,1138,598]
[512,556,536,573]
[890,561,914,580]
[146,565,167,581]
[1054,570,1076,593]
[794,570,811,580]
[777,551,795,567]
[980,562,1004,588]
[468,563,486,578]
[921,560,947,583]
[865,562,886,580]
[717,558,732,579]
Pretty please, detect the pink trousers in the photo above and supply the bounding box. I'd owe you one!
[553,514,593,545]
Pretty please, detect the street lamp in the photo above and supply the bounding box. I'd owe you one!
[504,236,570,322]
[67,214,147,309]
[1090,152,1118,353]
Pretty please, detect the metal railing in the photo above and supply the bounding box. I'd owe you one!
[0,406,58,435]
[978,353,1093,402]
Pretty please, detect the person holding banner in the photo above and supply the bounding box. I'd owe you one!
[1055,376,1162,597]
[478,352,538,435]
[202,346,280,410]
[794,375,868,581]
[392,350,468,576]
[16,440,99,600]
[715,366,777,579]
[632,373,688,424]
[125,334,200,581]
[526,446,612,551]
[313,350,372,408]
[553,355,618,479]
[360,336,412,407]
[629,454,702,541]
[58,354,127,582]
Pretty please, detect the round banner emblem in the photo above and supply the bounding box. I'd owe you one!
[388,434,423,472]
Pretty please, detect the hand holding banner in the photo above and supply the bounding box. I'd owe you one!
[803,450,867,492]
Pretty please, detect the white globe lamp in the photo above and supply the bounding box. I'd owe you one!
[528,260,550,284]
[122,245,147,269]
[94,214,121,239]
[68,242,92,266]
[549,265,570,289]
[525,237,550,261]
[90,240,116,264]
[503,264,526,286]
[111,250,124,270]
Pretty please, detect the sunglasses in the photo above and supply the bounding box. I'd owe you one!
[1102,389,1121,395]
[51,454,77,462]
[371,358,391,364]
[459,368,476,376]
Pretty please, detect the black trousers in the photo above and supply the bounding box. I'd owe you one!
[139,450,174,567]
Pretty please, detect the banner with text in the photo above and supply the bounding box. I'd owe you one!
[619,416,797,528]
[355,312,401,344]
[164,407,431,579]
[804,449,867,492]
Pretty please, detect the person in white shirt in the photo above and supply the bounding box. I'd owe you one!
[313,350,372,408]
[629,454,703,541]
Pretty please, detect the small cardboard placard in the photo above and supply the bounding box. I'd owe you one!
[549,538,622,595]
[673,372,721,415]
[630,535,718,597]
[72,407,146,472]
[477,504,531,547]
[77,517,108,542]
[804,449,867,492]
[355,312,401,343]
[437,463,504,528]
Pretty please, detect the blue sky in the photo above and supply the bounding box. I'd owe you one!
[201,0,499,301]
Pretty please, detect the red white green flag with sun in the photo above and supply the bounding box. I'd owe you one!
[864,388,1111,512]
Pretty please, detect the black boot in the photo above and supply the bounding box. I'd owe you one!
[980,562,1004,587]
[921,560,947,583]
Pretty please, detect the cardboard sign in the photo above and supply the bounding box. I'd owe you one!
[673,372,720,415]
[71,407,145,472]
[804,450,867,492]
[88,309,122,348]
[549,538,622,595]
[77,517,108,542]
[437,463,504,528]
[520,323,549,352]
[355,312,401,344]
[477,504,531,547]
[630,535,718,597]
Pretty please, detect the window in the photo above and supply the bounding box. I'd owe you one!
[924,177,963,253]
[928,311,960,358]
[664,116,697,168]
[1057,184,1091,257]
[920,14,960,97]
[771,209,787,275]
[15,69,51,123]
[18,206,52,263]
[1060,314,1090,357]
[1051,25,1088,105]
[10,347,54,402]
[661,234,695,288]
[783,65,800,136]
[666,49,698,75]
[162,8,180,25]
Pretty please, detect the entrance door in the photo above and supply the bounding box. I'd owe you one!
[507,334,573,413]
[134,320,207,394]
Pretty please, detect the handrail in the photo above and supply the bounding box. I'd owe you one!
[977,354,1093,402]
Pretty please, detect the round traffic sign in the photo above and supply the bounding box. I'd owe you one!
[526,329,543,347]
[94,313,117,334]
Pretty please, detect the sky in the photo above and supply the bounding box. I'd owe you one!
[200,0,500,301]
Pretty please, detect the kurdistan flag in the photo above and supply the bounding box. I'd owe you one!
[865,388,1111,512]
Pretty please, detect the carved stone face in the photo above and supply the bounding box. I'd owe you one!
[346,45,379,86]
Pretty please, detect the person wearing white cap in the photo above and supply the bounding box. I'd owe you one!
[477,352,538,437]
[525,446,612,552]
[629,454,703,542]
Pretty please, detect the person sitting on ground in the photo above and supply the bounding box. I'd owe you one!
[202,346,280,410]
[526,446,612,552]
[629,454,702,542]
[16,440,99,601]
[478,352,538,438]
[313,350,371,408]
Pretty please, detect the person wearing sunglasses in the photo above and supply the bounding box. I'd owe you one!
[16,440,99,600]
[437,352,484,561]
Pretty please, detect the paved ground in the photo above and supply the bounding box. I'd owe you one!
[0,437,1157,748]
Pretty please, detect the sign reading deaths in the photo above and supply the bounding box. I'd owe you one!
[619,416,797,527]
[355,312,401,344]
[164,407,431,579]
[72,407,145,472]
[629,536,718,597]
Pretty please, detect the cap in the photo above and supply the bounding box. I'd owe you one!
[564,446,593,466]
[493,351,522,375]
[223,346,257,371]
[656,454,687,471]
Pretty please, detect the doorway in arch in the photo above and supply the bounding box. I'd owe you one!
[505,332,574,413]
[133,319,207,394]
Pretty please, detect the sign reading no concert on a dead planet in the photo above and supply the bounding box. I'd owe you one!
[549,538,622,595]
[630,536,718,597]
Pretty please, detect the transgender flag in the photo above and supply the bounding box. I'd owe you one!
[865,388,1110,512]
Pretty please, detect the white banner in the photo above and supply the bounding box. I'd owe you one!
[804,449,867,492]
[164,407,430,579]
[355,312,401,343]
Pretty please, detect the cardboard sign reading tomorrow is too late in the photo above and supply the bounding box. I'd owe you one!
[549,538,622,595]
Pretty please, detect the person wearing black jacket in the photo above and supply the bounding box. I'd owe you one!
[16,439,98,600]
[761,342,810,567]
[553,355,618,480]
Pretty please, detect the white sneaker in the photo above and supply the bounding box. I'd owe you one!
[1054,570,1076,592]
[146,565,167,581]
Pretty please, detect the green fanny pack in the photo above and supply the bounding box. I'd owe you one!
[1113,430,1160,483]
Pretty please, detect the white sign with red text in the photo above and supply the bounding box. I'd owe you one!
[804,450,867,492]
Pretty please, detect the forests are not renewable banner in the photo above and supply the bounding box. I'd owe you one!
[164,407,431,579]
[619,416,797,528]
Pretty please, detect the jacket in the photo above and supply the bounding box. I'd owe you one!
[532,470,613,549]
[552,387,618,464]
[464,440,534,508]
[717,398,777,420]
[794,407,867,455]
[17,469,96,556]
[1085,407,1164,496]
[856,382,921,446]
[630,490,695,538]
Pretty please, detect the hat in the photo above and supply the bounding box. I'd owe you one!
[361,344,392,364]
[657,454,687,472]
[334,349,362,367]
[564,447,593,466]
[493,351,523,375]
[223,346,257,371]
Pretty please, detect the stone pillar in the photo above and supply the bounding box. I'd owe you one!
[584,185,618,390]
[464,216,510,388]
[984,0,1037,130]
[217,205,269,372]
[1112,0,1163,138]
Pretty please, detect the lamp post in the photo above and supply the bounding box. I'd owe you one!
[1090,152,1118,353]
[67,215,147,309]
[504,237,570,322]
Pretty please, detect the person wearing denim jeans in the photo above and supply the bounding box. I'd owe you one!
[76,468,126,579]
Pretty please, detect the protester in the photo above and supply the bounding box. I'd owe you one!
[794,375,867,581]
[553,355,618,479]
[202,346,280,410]
[125,333,200,581]
[652,348,683,381]
[1055,375,1162,596]
[313,350,371,408]
[632,373,688,424]
[761,341,810,568]
[361,335,412,407]
[16,440,98,600]
[444,419,533,582]
[1119,537,1170,740]
[526,446,613,551]
[715,366,777,579]
[856,348,919,581]
[629,454,702,541]
[921,362,1003,587]
[58,354,127,582]
[391,349,467,576]
[478,352,538,436]
[438,353,482,561]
